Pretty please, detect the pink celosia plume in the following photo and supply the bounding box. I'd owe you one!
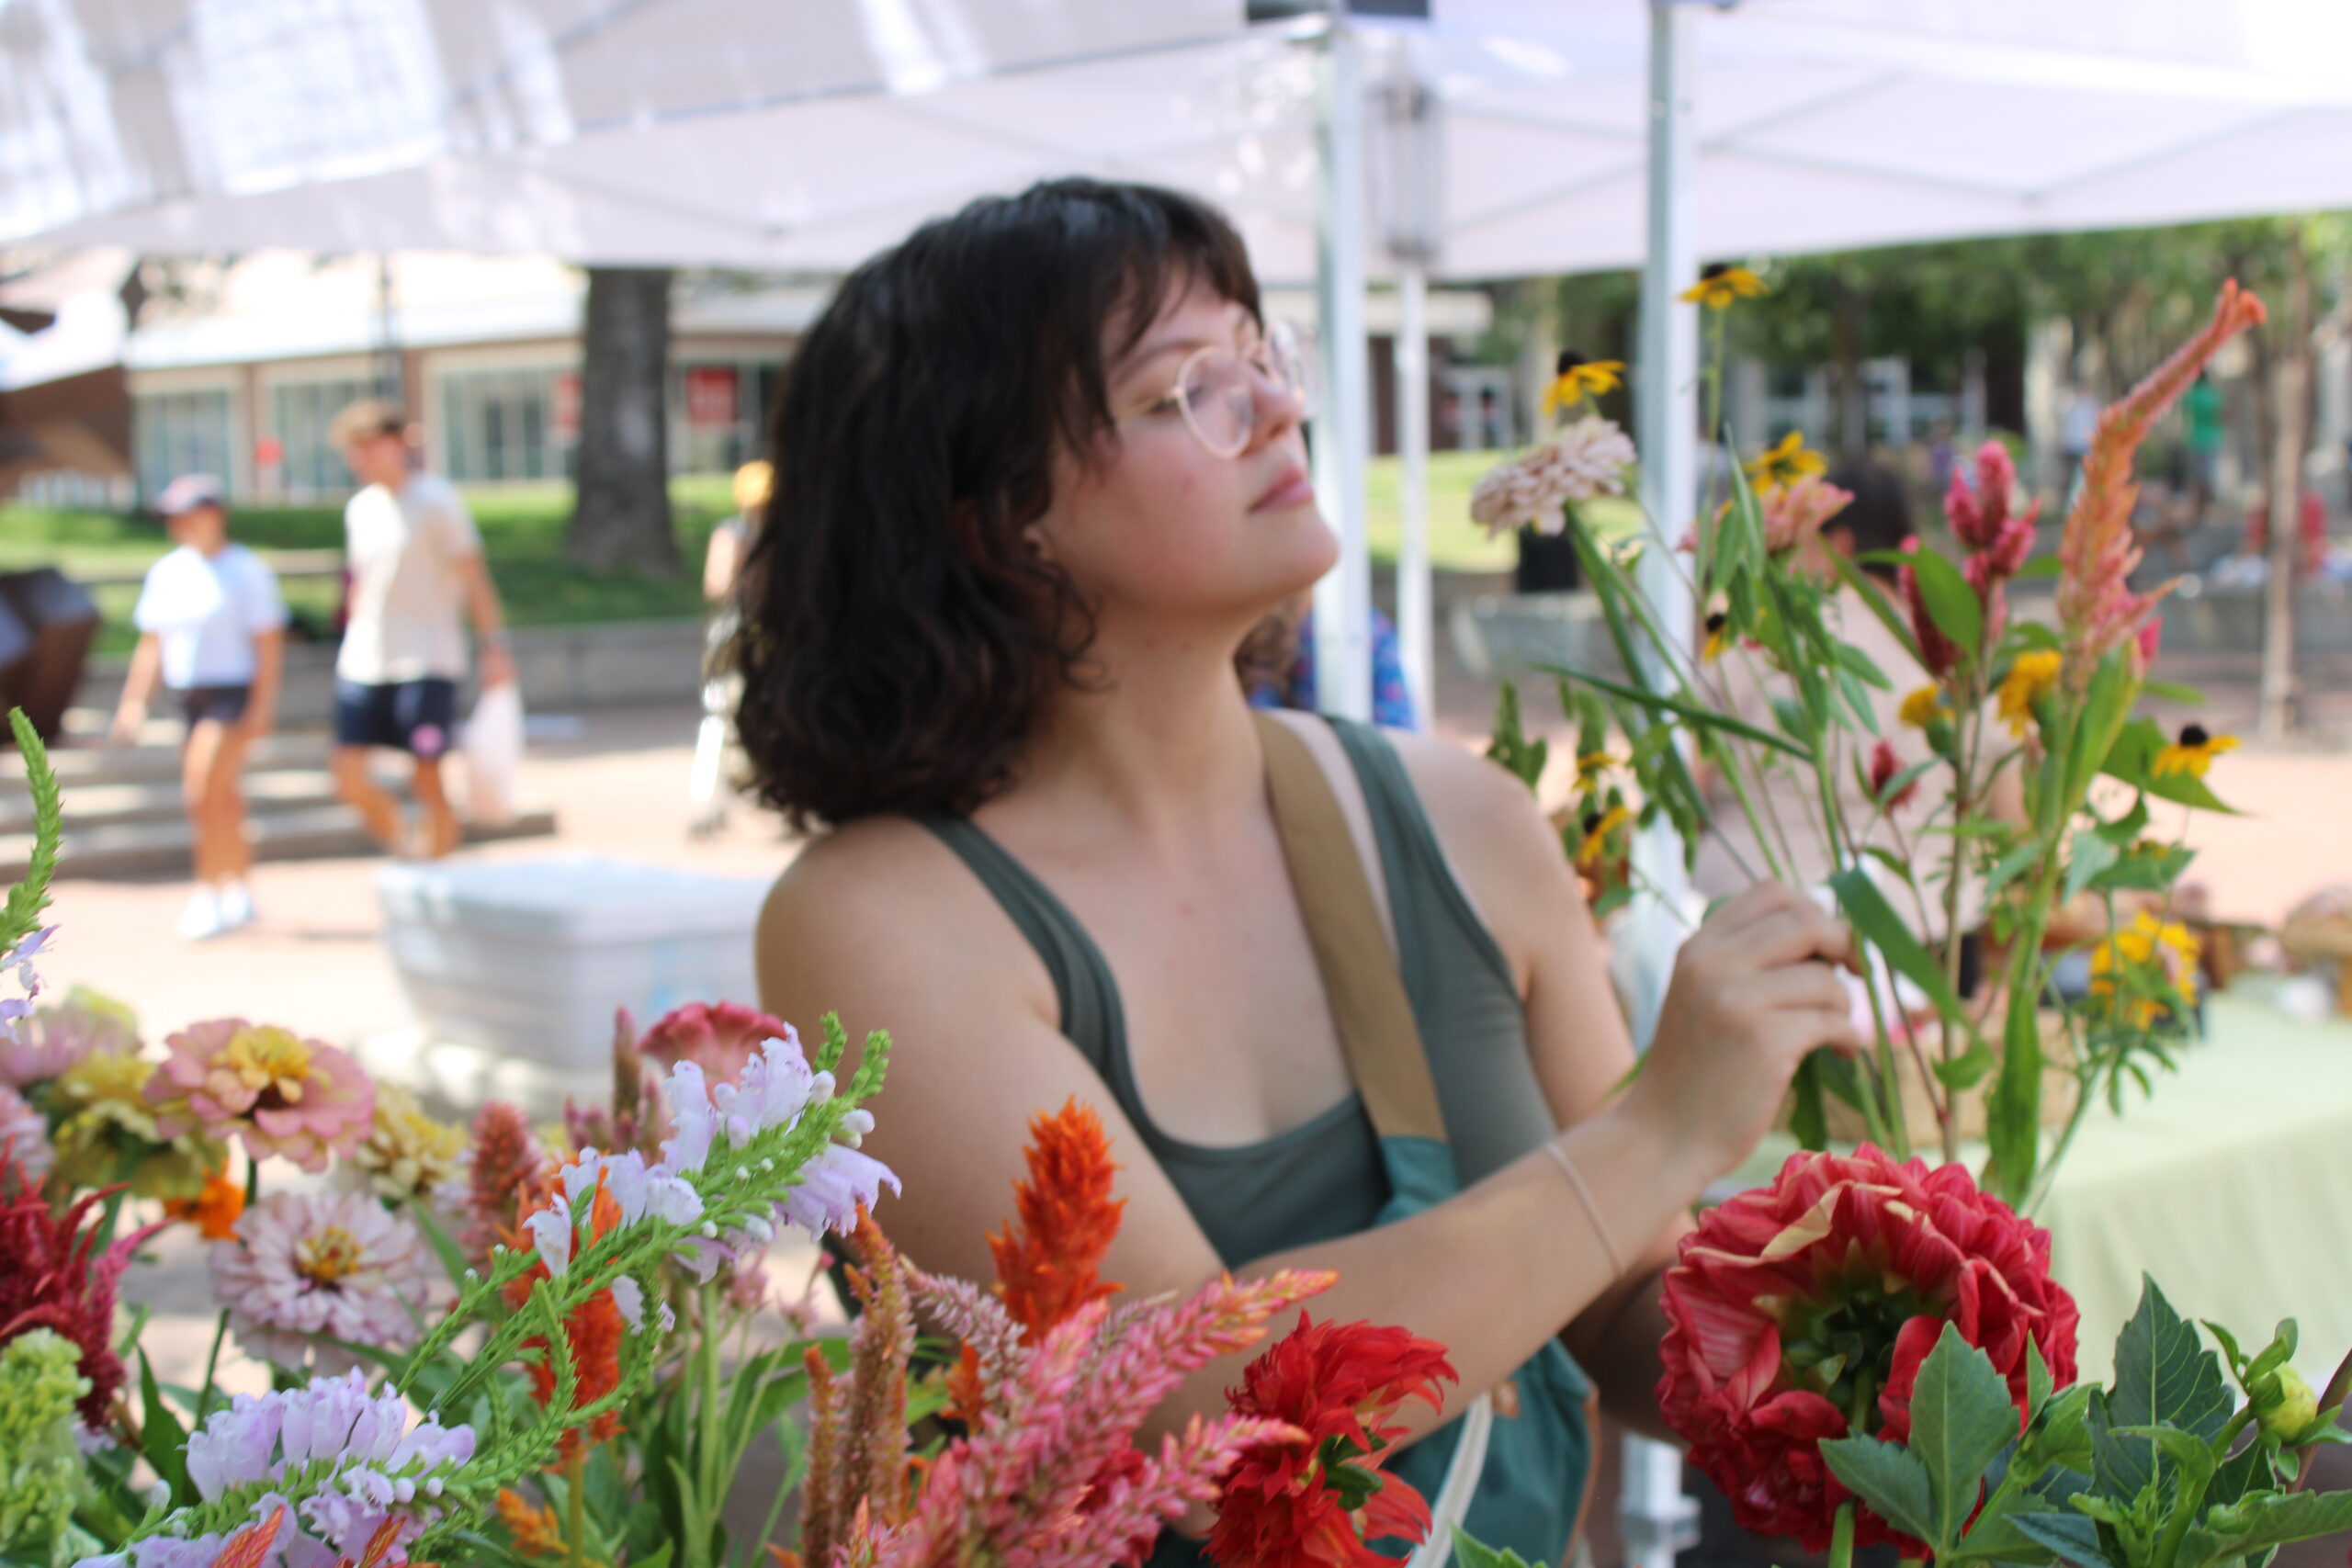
[2058,281,2267,686]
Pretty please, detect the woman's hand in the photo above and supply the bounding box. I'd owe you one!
[1624,882,1866,1188]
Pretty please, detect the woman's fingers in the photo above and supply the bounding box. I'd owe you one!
[1713,901,1857,976]
[1739,960,1856,1019]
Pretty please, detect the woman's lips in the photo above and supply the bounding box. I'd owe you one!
[1251,466,1317,512]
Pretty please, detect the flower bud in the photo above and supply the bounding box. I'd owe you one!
[2255,1365,2319,1444]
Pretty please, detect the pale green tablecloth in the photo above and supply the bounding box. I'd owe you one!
[1728,988,2352,1383]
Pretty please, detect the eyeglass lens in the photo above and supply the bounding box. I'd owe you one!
[1179,325,1316,457]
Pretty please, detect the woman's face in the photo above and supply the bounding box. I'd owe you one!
[1025,280,1335,635]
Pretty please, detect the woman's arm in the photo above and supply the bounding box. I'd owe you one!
[759,817,1857,1454]
[243,627,285,740]
[109,634,163,744]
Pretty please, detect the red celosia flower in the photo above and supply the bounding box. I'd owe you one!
[1867,740,1918,812]
[1897,546,1962,679]
[2058,282,2266,688]
[465,1100,552,1265]
[989,1098,1125,1341]
[1209,1314,1458,1568]
[1658,1145,2078,1551]
[0,1183,165,1429]
[640,999,797,1086]
[504,1172,626,1460]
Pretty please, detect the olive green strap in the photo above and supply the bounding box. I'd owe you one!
[1254,712,1449,1145]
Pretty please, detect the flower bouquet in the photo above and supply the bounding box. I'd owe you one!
[1479,277,2267,1204]
[0,709,1462,1568]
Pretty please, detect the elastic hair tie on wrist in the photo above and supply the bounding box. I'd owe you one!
[1543,1139,1626,1278]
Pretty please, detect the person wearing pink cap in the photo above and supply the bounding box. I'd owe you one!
[108,474,288,939]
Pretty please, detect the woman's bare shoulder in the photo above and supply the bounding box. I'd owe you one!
[1378,726,1579,954]
[756,816,1053,1032]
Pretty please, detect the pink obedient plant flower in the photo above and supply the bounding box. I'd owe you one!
[2057,280,2267,688]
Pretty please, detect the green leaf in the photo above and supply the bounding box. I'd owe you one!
[1789,1051,1831,1151]
[2030,1340,2055,1421]
[1934,1036,1997,1091]
[1450,1526,1544,1568]
[2102,719,2239,815]
[1835,640,1896,691]
[1486,680,1548,793]
[1830,866,1965,1025]
[1822,1434,1940,1545]
[2203,1436,2270,1510]
[1828,549,1927,664]
[2095,1279,2233,1502]
[1868,546,1983,658]
[409,1199,474,1292]
[1984,986,2045,1208]
[2176,1490,2352,1568]
[1912,1324,2026,1551]
[2064,832,2122,902]
[1984,840,2045,902]
[1536,661,1816,761]
[138,1348,192,1503]
[2010,1511,2118,1568]
[2141,680,2207,706]
[2032,1387,2098,1477]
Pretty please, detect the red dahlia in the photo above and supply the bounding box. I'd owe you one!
[1657,1145,2078,1551]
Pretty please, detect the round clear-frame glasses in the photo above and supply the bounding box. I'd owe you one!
[1123,320,1319,458]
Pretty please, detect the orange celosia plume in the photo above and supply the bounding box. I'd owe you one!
[503,1171,627,1460]
[987,1098,1125,1340]
[2057,279,2266,687]
[495,1489,563,1558]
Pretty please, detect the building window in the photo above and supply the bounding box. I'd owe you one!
[673,358,783,476]
[133,389,234,499]
[440,367,574,482]
[269,378,374,498]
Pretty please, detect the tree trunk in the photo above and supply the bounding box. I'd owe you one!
[2258,231,2312,742]
[1831,282,1868,457]
[566,266,679,576]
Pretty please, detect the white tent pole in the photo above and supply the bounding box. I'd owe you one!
[1396,257,1431,727]
[1312,13,1374,724]
[1623,6,1703,1565]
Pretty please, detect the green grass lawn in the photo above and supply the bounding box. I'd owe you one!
[1,457,1636,653]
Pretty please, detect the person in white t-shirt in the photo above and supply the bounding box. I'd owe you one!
[327,400,517,859]
[108,474,288,940]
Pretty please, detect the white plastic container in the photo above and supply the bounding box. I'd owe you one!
[376,854,770,1070]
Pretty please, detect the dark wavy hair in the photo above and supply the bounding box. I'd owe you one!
[733,178,1261,829]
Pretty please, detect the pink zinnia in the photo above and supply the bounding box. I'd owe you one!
[2057,281,2266,687]
[211,1189,443,1372]
[0,986,140,1088]
[1761,474,1855,563]
[147,1019,374,1173]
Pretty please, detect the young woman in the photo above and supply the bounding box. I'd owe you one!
[109,474,287,939]
[741,180,1861,1564]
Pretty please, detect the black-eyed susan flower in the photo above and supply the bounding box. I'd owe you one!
[2151,723,2238,780]
[1679,264,1768,310]
[1541,352,1626,419]
[1576,804,1634,869]
[1744,430,1826,491]
[1996,650,2063,739]
[1898,684,1951,729]
[1575,750,1622,791]
[2088,909,2200,1030]
[1702,611,1731,662]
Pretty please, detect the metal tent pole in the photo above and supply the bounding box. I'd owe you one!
[1623,6,1705,1568]
[1311,12,1374,723]
[1396,257,1431,726]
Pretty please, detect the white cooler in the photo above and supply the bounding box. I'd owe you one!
[376,854,771,1072]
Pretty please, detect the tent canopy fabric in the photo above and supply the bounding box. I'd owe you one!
[7,1,2352,281]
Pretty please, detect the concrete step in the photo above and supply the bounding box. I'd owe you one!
[6,725,330,785]
[0,769,345,835]
[0,802,560,882]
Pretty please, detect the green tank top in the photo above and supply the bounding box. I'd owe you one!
[922,717,1559,1263]
[922,717,1587,1563]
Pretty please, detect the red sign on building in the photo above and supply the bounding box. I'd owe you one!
[684,366,738,428]
[553,370,582,437]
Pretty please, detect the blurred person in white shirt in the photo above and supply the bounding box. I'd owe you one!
[327,399,517,859]
[108,474,287,939]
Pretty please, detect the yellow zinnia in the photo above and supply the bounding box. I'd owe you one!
[1745,430,1826,491]
[1898,685,1951,729]
[2151,723,2238,780]
[1541,358,1626,418]
[1997,650,2063,739]
[1679,265,1768,310]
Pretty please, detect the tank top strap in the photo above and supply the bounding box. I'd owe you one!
[915,816,1124,1077]
[1323,716,1519,1009]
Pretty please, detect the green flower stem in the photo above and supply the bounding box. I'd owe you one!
[190,1309,231,1431]
[1828,1499,1858,1568]
[696,1282,724,1568]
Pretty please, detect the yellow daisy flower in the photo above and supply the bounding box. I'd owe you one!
[1575,750,1622,791]
[1576,804,1634,869]
[1898,685,1951,729]
[1541,357,1627,418]
[2089,909,2201,1030]
[1745,430,1826,491]
[1997,650,2064,739]
[1702,611,1730,662]
[1679,265,1769,310]
[2151,723,2238,780]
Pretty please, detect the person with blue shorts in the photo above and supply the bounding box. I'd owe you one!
[327,400,516,858]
